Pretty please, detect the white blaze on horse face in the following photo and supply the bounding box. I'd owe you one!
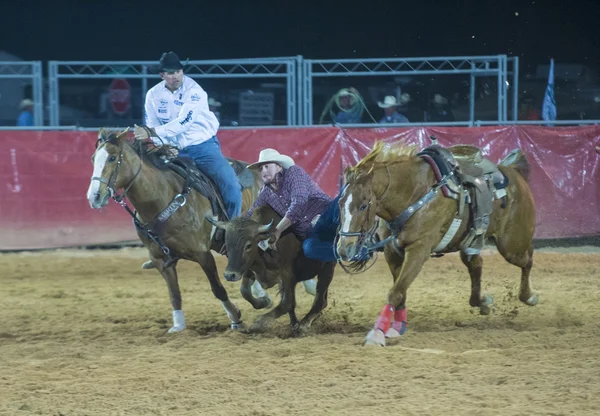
[341,193,354,233]
[86,147,109,207]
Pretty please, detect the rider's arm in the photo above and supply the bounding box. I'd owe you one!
[279,166,311,230]
[152,88,204,139]
[245,187,268,217]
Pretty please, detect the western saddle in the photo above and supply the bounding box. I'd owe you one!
[418,139,509,255]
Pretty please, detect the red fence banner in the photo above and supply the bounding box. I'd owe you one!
[0,126,599,250]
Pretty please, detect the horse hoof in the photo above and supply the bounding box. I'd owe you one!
[525,293,539,306]
[385,322,407,338]
[302,279,317,296]
[479,295,493,315]
[364,329,386,347]
[230,321,245,331]
[167,325,185,333]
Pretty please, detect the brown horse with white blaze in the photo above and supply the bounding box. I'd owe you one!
[86,128,263,333]
[337,141,537,347]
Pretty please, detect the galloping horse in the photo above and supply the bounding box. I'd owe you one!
[86,129,263,333]
[337,141,537,346]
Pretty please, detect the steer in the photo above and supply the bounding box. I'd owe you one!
[207,205,335,333]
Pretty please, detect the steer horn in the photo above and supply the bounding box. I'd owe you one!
[205,215,228,230]
[257,220,274,234]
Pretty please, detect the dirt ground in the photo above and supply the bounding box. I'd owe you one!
[1,246,599,416]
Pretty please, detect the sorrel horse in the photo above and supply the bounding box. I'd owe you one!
[86,129,263,333]
[337,141,537,346]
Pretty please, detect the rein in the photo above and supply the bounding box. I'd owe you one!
[93,134,188,267]
[337,162,452,273]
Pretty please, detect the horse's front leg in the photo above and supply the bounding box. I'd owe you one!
[365,244,429,347]
[153,256,186,333]
[382,246,408,339]
[195,250,243,330]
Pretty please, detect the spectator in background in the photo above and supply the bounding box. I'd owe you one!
[378,94,410,124]
[208,97,222,122]
[17,99,34,126]
[426,93,455,123]
[334,87,363,124]
[519,94,541,120]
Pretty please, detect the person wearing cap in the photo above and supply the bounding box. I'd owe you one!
[134,51,241,221]
[378,95,410,124]
[17,99,34,126]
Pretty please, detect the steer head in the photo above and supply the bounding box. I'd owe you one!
[205,215,275,282]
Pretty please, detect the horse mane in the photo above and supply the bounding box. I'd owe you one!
[347,141,418,178]
[98,128,178,169]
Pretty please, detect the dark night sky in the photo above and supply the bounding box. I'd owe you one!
[2,0,600,74]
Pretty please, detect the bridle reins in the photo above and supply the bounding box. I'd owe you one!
[91,136,144,203]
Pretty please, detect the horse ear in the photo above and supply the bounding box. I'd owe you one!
[204,215,228,231]
[116,127,130,139]
[98,128,106,141]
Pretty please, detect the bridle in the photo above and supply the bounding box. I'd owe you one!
[91,137,143,204]
[334,168,391,274]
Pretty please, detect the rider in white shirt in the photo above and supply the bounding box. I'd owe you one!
[134,52,242,220]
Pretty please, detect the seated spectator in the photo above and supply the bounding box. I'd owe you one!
[17,99,34,126]
[378,95,410,123]
[426,93,455,122]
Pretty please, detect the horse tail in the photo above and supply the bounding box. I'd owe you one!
[499,149,531,183]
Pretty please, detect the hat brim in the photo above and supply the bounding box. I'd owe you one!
[248,156,295,170]
[378,102,398,108]
[148,59,190,74]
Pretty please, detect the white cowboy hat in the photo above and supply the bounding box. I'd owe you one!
[377,95,399,108]
[432,93,448,105]
[248,148,295,170]
[208,97,221,107]
[19,99,34,109]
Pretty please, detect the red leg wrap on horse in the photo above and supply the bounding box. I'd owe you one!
[374,304,395,333]
[395,307,407,323]
[390,307,408,335]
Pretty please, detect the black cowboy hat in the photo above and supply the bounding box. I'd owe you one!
[149,51,189,73]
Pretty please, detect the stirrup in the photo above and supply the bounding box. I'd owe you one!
[463,234,484,255]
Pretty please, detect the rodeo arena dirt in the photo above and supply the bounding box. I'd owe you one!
[2,119,600,415]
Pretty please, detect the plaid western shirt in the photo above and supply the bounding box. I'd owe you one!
[246,165,332,239]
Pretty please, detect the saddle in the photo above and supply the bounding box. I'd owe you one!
[165,156,254,223]
[418,142,509,255]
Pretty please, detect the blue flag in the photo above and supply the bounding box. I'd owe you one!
[542,59,557,122]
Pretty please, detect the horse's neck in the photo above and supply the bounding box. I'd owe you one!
[376,159,431,222]
[125,161,182,222]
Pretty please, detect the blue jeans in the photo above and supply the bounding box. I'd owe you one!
[179,136,242,219]
[302,194,341,263]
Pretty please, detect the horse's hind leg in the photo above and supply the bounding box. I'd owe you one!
[459,252,493,315]
[153,258,186,333]
[196,250,243,329]
[297,262,335,333]
[498,241,538,306]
